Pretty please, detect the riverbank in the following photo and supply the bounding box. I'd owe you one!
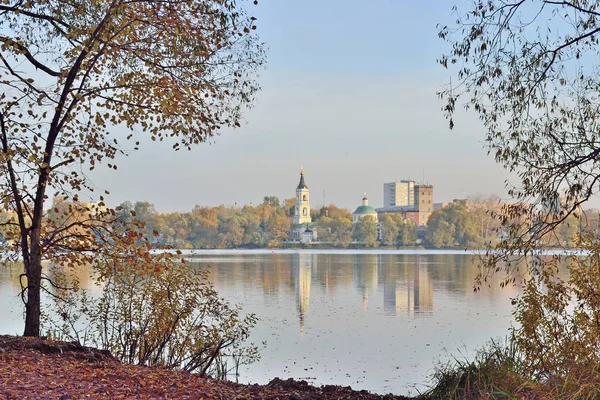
[0,335,415,399]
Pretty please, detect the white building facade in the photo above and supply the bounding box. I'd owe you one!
[383,180,415,207]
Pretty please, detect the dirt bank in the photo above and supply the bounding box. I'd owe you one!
[0,335,415,399]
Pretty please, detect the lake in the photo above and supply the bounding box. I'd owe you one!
[0,250,523,396]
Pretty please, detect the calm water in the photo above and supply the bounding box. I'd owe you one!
[0,250,523,396]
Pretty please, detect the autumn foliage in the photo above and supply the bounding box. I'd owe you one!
[438,1,600,397]
[0,0,264,336]
[44,224,259,380]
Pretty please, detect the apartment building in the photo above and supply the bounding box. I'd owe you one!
[383,180,415,207]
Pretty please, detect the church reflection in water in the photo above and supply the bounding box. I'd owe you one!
[202,252,519,335]
[292,253,314,335]
[290,253,435,334]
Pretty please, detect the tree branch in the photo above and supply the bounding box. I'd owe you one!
[0,5,72,29]
[0,36,61,77]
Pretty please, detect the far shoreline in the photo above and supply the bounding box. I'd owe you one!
[151,248,587,256]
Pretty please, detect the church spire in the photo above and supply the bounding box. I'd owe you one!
[297,166,308,189]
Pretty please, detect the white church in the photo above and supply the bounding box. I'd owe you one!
[291,166,317,243]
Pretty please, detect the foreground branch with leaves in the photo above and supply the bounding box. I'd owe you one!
[0,0,264,336]
[438,1,600,396]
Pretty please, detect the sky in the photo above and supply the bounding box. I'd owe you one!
[89,0,513,212]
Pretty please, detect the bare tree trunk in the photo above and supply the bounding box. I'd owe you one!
[23,255,42,337]
[23,219,43,337]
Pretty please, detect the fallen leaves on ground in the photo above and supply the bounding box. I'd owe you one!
[0,335,413,399]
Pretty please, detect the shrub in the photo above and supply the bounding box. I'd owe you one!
[45,231,259,380]
[509,247,600,397]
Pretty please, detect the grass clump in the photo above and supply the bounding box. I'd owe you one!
[422,339,537,400]
[422,338,600,399]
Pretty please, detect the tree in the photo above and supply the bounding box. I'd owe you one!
[262,196,280,207]
[283,197,296,217]
[426,216,456,248]
[379,213,402,247]
[315,215,353,248]
[353,216,378,247]
[264,209,291,247]
[324,205,353,221]
[425,203,477,248]
[189,206,219,248]
[330,219,353,247]
[115,201,134,226]
[439,1,598,249]
[397,220,417,247]
[440,1,600,390]
[467,195,502,247]
[379,213,417,247]
[310,208,321,222]
[0,0,264,336]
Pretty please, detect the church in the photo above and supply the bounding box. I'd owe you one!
[291,166,317,243]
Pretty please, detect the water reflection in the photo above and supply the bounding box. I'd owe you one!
[203,253,520,334]
[353,254,377,311]
[0,251,530,394]
[374,255,428,317]
[293,253,313,335]
[187,252,529,394]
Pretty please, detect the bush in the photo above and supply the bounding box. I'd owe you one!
[509,248,600,397]
[45,231,259,380]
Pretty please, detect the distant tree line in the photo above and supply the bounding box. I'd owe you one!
[1,194,585,250]
[110,196,419,249]
[424,196,587,249]
[117,196,596,249]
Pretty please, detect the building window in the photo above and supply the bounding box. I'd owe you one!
[303,194,307,201]
[303,208,307,216]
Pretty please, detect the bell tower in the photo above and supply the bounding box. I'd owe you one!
[293,165,311,225]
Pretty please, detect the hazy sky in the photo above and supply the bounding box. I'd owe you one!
[89,0,512,212]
